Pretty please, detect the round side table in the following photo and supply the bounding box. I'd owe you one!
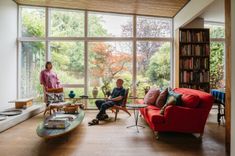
[126,103,147,133]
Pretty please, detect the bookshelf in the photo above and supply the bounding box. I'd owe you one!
[179,28,210,92]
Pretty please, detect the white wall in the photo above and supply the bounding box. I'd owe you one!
[231,0,235,154]
[0,0,17,110]
[200,0,224,23]
[174,0,215,30]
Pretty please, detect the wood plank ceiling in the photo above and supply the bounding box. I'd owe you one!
[14,0,190,17]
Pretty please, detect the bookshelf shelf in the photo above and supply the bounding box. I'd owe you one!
[179,28,210,92]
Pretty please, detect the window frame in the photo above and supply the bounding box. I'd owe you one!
[17,6,173,109]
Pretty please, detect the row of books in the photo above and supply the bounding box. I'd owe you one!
[180,58,209,70]
[180,71,209,83]
[179,84,210,92]
[191,31,209,42]
[180,30,209,42]
[180,44,210,56]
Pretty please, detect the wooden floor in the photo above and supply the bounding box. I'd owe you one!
[0,108,226,156]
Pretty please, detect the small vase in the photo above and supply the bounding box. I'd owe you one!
[92,87,98,98]
[69,91,75,98]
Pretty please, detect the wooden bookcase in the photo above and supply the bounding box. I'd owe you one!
[179,28,210,92]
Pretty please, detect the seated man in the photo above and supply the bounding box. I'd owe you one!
[88,79,126,125]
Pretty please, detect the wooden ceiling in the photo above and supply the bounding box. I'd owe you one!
[14,0,189,17]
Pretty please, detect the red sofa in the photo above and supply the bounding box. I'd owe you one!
[139,88,214,139]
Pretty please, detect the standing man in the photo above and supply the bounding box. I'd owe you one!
[89,79,126,125]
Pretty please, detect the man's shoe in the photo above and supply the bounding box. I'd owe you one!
[98,114,109,120]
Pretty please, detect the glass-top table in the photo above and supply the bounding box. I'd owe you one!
[126,104,147,133]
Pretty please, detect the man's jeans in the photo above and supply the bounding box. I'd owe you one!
[95,100,117,119]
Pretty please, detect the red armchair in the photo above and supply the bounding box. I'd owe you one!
[139,88,214,139]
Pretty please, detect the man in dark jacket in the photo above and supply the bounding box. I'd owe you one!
[89,79,126,125]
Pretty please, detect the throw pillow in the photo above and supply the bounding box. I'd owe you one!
[54,93,64,102]
[168,89,182,106]
[155,88,168,108]
[46,93,55,104]
[144,88,160,105]
[160,96,176,115]
[181,94,200,108]
[159,89,182,115]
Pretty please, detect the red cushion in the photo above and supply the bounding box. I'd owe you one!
[144,88,160,105]
[181,94,200,108]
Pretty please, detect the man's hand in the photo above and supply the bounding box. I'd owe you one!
[105,96,112,101]
[110,96,123,102]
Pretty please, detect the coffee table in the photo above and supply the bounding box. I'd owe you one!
[126,103,147,133]
[37,109,85,139]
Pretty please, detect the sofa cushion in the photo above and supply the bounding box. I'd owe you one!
[144,88,160,105]
[181,94,200,108]
[155,88,168,108]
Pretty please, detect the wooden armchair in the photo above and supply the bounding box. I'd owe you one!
[110,88,131,121]
[43,88,70,115]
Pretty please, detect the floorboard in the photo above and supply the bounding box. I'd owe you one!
[0,108,226,156]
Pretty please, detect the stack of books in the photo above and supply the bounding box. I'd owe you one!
[45,118,70,129]
[44,114,77,129]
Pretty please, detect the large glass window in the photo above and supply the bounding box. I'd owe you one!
[20,42,45,99]
[205,23,225,38]
[88,42,133,100]
[50,41,84,84]
[137,42,171,97]
[88,12,133,37]
[21,7,45,37]
[137,16,172,38]
[49,9,84,37]
[204,22,225,89]
[19,6,172,108]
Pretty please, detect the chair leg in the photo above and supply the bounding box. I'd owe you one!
[43,109,47,115]
[114,109,119,121]
[122,108,131,116]
[49,107,52,115]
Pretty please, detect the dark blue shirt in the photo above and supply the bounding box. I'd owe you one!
[111,87,126,105]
